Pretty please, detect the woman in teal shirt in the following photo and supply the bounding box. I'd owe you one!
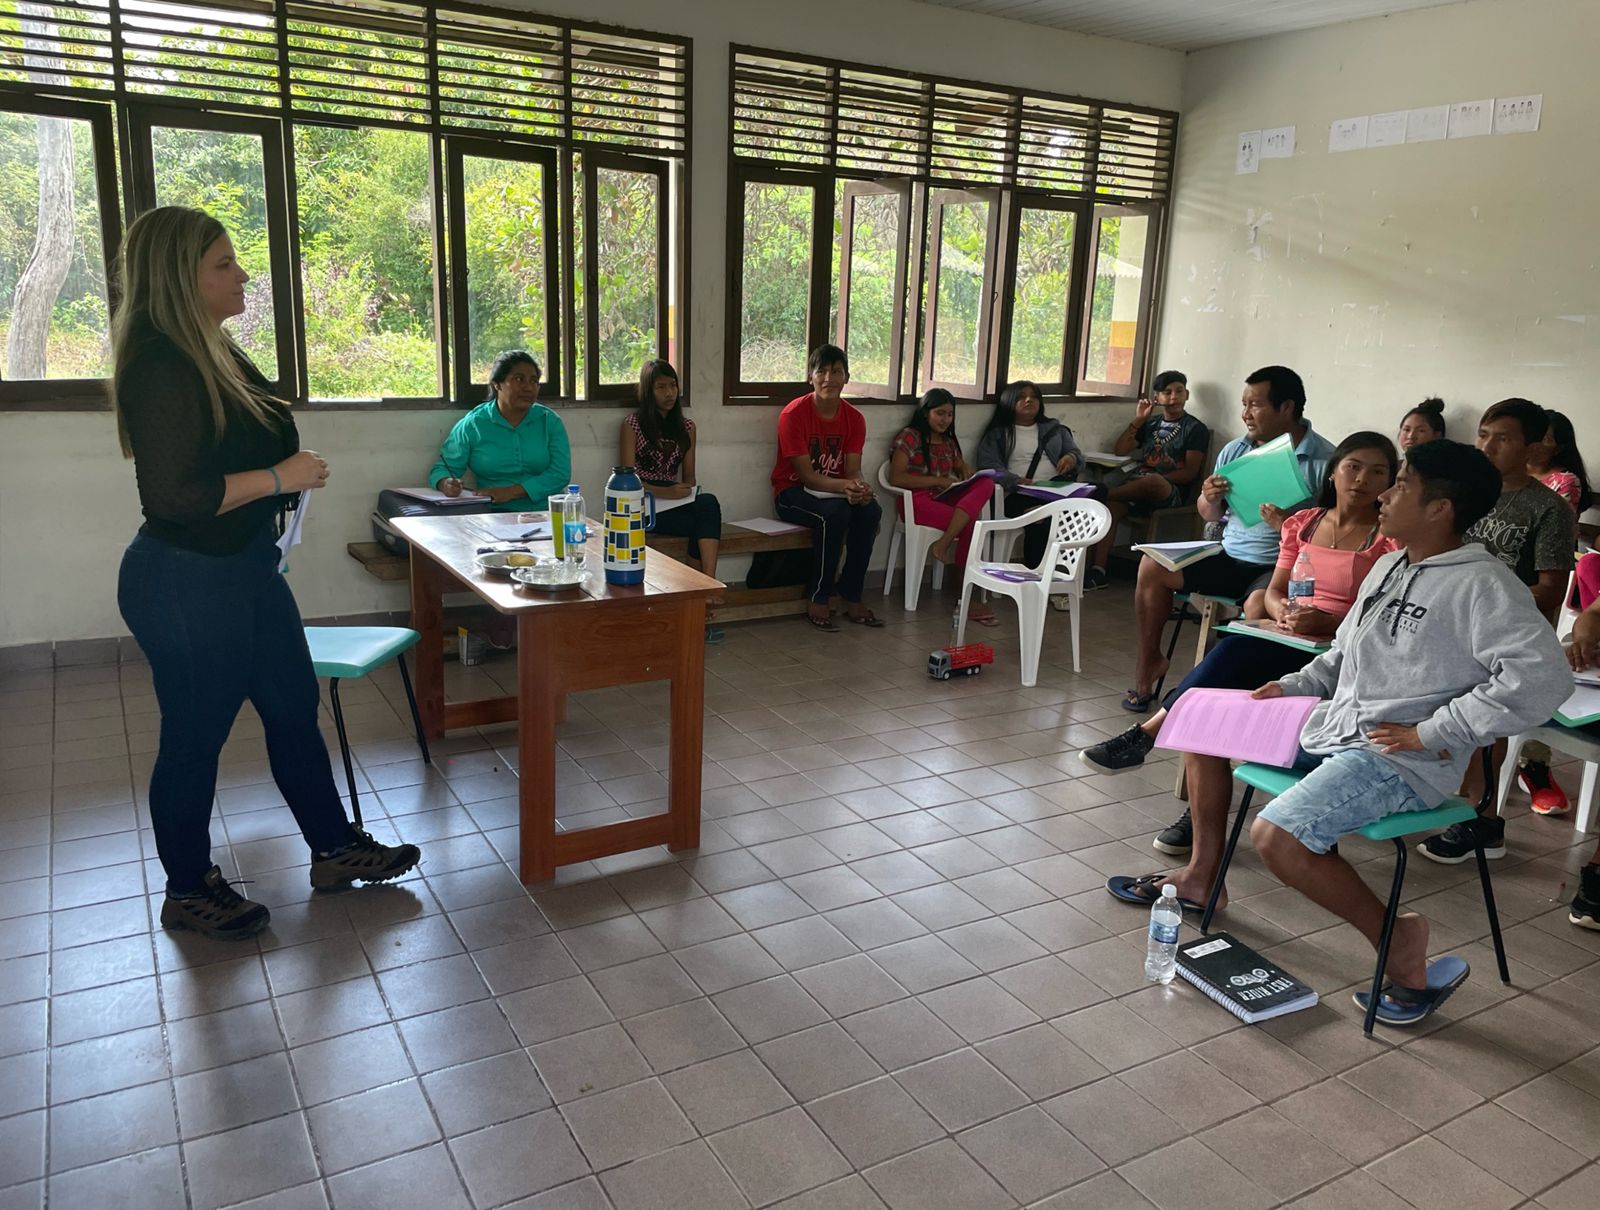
[431,350,571,511]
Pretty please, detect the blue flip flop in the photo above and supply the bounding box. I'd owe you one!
[1352,955,1470,1027]
[1121,689,1155,713]
[1107,873,1204,913]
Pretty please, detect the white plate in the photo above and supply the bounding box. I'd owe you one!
[475,550,540,576]
[511,562,589,591]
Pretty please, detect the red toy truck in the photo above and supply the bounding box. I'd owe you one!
[928,642,995,680]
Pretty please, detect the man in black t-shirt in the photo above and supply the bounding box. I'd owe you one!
[1086,369,1211,588]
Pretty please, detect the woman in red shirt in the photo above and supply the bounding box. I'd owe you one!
[887,389,997,624]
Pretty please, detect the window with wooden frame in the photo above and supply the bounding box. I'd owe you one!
[445,138,561,403]
[0,93,121,407]
[728,164,828,394]
[995,195,1086,396]
[726,45,1176,404]
[921,188,998,399]
[835,179,909,400]
[582,150,666,401]
[0,0,688,410]
[126,106,297,392]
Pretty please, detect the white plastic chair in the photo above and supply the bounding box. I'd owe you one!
[879,460,945,610]
[989,480,1021,564]
[1497,724,1600,834]
[1557,566,1579,643]
[955,498,1112,686]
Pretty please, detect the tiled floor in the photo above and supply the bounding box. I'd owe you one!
[2,580,1598,1210]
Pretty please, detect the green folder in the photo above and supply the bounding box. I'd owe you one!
[1216,619,1331,654]
[1216,433,1312,526]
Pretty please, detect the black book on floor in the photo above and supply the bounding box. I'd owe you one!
[1175,932,1319,1023]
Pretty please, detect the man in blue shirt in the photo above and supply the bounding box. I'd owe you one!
[1127,365,1336,714]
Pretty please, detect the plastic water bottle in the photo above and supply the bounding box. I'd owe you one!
[1144,884,1181,984]
[561,483,586,570]
[1288,546,1315,612]
[550,486,570,561]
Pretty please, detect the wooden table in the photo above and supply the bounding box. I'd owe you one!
[392,512,721,882]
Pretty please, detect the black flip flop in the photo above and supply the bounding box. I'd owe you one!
[1121,689,1155,713]
[845,610,886,628]
[1352,956,1469,1026]
[1106,873,1205,913]
[805,612,840,633]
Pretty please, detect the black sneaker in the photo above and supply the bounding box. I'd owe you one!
[160,866,270,939]
[1571,866,1600,931]
[1085,567,1109,591]
[1152,809,1193,858]
[311,829,422,890]
[1080,726,1156,775]
[1417,814,1506,864]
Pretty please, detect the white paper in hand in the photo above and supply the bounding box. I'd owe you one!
[277,491,310,572]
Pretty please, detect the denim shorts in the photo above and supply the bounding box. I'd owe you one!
[1256,748,1427,854]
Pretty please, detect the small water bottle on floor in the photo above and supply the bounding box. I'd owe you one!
[1144,884,1181,984]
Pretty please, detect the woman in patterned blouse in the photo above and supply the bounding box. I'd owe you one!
[887,389,998,624]
[619,360,724,631]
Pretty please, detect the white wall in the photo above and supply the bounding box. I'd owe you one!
[0,0,1181,648]
[1156,0,1600,459]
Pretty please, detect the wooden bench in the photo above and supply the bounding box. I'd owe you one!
[349,522,819,624]
[645,525,815,622]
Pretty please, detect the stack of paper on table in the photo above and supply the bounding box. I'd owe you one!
[1131,540,1222,572]
[479,516,552,541]
[388,486,492,505]
[1215,433,1312,525]
[1155,687,1321,767]
[1216,619,1332,654]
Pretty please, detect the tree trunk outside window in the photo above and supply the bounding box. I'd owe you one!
[6,6,77,380]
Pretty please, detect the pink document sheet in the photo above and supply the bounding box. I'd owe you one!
[1154,688,1321,768]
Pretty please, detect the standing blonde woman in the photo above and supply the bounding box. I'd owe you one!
[114,206,420,938]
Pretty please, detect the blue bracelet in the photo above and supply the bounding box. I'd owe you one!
[269,466,282,496]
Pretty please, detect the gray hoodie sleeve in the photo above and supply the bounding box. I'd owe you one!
[1043,422,1083,476]
[1276,647,1342,700]
[1413,596,1572,757]
[973,427,1006,472]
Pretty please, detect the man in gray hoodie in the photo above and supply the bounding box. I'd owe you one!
[1247,439,1570,1019]
[1107,441,1570,1023]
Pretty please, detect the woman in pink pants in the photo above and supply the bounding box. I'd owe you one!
[888,389,998,624]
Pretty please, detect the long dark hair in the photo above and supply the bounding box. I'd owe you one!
[1541,409,1593,512]
[634,359,690,459]
[899,388,962,461]
[1316,431,1398,509]
[980,380,1044,463]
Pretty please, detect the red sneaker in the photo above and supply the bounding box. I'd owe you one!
[1519,761,1570,816]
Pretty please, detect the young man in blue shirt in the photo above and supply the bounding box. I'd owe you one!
[1126,366,1336,855]
[1127,366,1335,709]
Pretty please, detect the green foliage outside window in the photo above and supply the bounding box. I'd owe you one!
[0,112,109,380]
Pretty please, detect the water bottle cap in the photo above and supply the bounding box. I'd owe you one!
[1159,885,1177,899]
[567,484,579,492]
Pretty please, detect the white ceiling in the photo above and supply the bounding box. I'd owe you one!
[912,0,1471,51]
